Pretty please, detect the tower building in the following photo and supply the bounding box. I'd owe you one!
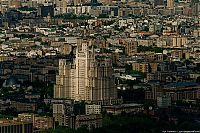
[54,39,117,102]
[167,0,174,9]
[53,39,118,126]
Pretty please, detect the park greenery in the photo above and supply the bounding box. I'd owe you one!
[97,14,109,18]
[14,34,35,39]
[43,112,200,133]
[194,64,200,73]
[196,76,200,82]
[18,7,37,11]
[137,45,164,53]
[125,64,144,77]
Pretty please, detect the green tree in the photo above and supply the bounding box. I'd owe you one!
[196,76,200,83]
[137,45,164,53]
[76,125,89,133]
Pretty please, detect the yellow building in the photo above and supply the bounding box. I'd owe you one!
[34,116,55,130]
[167,0,174,9]
[11,101,37,112]
[132,62,149,73]
[124,41,138,56]
[149,63,159,73]
[54,0,68,14]
[172,36,188,48]
[0,119,33,133]
[0,56,13,62]
[18,113,55,130]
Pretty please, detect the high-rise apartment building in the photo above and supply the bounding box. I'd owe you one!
[53,100,74,127]
[53,0,68,15]
[0,0,10,13]
[192,2,200,16]
[167,0,174,9]
[54,39,117,102]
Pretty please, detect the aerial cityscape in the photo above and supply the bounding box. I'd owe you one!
[0,0,200,132]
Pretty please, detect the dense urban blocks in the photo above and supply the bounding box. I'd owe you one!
[0,0,200,132]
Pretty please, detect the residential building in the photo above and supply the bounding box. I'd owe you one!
[34,116,55,130]
[172,36,188,48]
[154,0,164,6]
[0,119,33,133]
[157,95,171,108]
[85,104,101,115]
[102,103,144,115]
[53,101,74,127]
[74,114,102,130]
[132,62,149,73]
[18,113,55,130]
[11,101,37,112]
[167,0,174,9]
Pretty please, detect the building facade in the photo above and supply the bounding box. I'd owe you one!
[0,119,33,133]
[54,39,117,102]
[85,104,101,115]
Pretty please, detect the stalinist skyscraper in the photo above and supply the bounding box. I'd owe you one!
[54,39,117,103]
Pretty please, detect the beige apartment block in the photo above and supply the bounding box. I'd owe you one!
[172,36,188,48]
[167,0,174,9]
[132,62,149,73]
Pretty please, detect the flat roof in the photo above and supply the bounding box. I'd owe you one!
[0,119,32,126]
[165,82,200,88]
[103,103,143,108]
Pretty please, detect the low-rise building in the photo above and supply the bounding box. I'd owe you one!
[34,116,55,130]
[102,103,144,115]
[18,113,55,130]
[157,95,171,108]
[132,62,149,73]
[74,114,102,130]
[0,119,33,133]
[145,82,200,101]
[11,101,37,112]
[85,104,101,115]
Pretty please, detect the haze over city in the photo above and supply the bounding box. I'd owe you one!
[0,0,200,132]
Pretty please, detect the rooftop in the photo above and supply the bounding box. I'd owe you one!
[0,119,32,126]
[165,82,200,89]
[103,103,143,108]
